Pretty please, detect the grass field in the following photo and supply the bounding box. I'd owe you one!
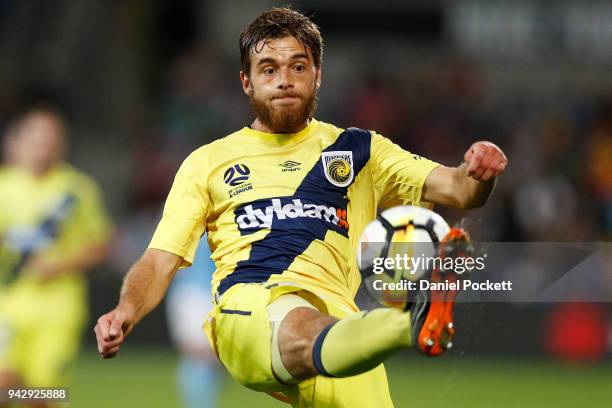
[71,345,612,407]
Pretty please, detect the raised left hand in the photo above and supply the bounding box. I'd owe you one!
[463,141,508,181]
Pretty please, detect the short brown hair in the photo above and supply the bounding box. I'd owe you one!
[15,101,67,134]
[240,7,323,74]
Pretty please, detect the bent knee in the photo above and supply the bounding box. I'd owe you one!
[278,307,336,379]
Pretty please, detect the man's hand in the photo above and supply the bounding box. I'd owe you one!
[93,249,182,360]
[24,257,65,281]
[423,140,508,208]
[463,141,507,181]
[94,306,136,359]
[23,241,110,282]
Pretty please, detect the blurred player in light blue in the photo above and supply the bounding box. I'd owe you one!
[165,236,219,408]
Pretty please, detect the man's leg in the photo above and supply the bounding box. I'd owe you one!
[210,282,454,406]
[275,229,470,380]
[0,369,20,408]
[290,363,394,408]
[0,368,49,408]
[15,319,81,408]
[267,293,398,407]
[276,305,412,380]
[209,283,407,392]
[0,311,26,408]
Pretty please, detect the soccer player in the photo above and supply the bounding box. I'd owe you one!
[95,8,507,407]
[0,104,112,408]
[165,236,220,408]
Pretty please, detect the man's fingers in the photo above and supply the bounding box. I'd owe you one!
[96,308,135,359]
[485,155,507,178]
[95,330,124,356]
[480,148,496,169]
[480,168,496,181]
[495,157,508,172]
[109,315,124,338]
[101,335,124,351]
[465,142,509,180]
[475,148,498,180]
[465,141,508,178]
[471,165,487,180]
[101,346,121,359]
[99,341,122,356]
[466,149,484,174]
[97,316,112,341]
[94,324,105,345]
[470,156,500,180]
[94,324,104,352]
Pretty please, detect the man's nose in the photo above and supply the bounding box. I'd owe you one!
[277,67,294,89]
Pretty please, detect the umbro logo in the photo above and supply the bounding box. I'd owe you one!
[279,160,302,172]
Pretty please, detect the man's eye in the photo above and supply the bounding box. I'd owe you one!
[294,64,305,72]
[263,67,275,75]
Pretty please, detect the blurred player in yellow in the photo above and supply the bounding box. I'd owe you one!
[95,7,507,407]
[0,104,112,407]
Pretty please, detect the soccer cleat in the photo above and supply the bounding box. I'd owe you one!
[408,227,472,356]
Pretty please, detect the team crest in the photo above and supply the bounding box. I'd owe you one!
[322,151,354,187]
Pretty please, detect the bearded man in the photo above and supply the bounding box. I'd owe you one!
[95,7,507,407]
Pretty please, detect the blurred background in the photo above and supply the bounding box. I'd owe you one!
[0,0,611,407]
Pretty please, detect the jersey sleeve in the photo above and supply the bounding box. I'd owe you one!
[370,132,440,209]
[148,156,209,265]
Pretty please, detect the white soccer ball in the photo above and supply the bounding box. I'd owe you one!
[357,205,450,308]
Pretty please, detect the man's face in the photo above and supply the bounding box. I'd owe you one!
[11,112,66,176]
[241,35,321,133]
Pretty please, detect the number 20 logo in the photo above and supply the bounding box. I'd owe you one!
[224,164,250,186]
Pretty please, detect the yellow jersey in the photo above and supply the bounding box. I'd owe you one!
[149,119,439,307]
[0,163,111,306]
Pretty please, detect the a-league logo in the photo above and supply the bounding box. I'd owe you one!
[322,151,354,187]
[224,164,250,186]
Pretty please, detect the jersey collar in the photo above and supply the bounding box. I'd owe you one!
[242,118,319,145]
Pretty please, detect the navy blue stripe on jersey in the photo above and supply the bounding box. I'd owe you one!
[217,128,371,296]
[6,193,76,284]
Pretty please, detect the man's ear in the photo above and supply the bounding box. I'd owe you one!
[240,70,252,96]
[315,66,322,90]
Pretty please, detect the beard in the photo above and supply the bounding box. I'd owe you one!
[248,85,318,134]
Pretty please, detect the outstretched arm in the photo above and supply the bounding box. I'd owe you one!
[94,248,182,358]
[422,141,507,209]
[25,239,111,281]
